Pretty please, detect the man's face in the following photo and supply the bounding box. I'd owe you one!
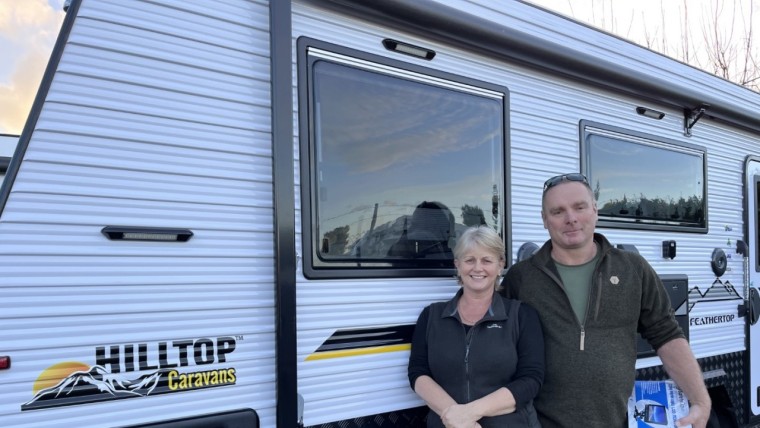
[541,181,598,251]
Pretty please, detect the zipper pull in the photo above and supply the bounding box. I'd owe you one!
[580,328,585,351]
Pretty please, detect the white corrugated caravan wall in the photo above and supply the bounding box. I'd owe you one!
[292,0,760,426]
[0,0,277,427]
[3,0,760,426]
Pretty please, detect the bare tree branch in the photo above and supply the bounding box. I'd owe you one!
[538,0,759,92]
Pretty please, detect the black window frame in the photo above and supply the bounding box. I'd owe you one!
[580,120,708,233]
[0,157,9,176]
[297,37,510,279]
[754,174,760,272]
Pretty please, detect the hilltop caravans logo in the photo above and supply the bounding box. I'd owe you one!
[22,336,238,411]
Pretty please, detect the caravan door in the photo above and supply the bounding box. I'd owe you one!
[744,156,760,419]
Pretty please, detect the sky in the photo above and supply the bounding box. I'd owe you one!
[526,0,759,84]
[0,0,65,135]
[0,0,757,135]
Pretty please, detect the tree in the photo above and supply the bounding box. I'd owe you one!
[557,0,760,92]
[643,0,760,91]
[699,0,759,90]
[322,226,350,255]
[461,204,486,227]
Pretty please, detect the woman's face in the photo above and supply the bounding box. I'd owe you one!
[454,244,504,293]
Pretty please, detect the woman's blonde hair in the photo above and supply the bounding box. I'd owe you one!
[453,226,506,287]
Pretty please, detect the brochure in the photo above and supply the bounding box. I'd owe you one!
[628,380,691,428]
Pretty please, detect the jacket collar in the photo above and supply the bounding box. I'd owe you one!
[441,287,508,322]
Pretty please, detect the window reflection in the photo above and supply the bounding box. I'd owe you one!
[311,60,505,266]
[584,126,706,231]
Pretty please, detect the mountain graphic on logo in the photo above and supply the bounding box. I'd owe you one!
[22,366,169,411]
[687,279,742,311]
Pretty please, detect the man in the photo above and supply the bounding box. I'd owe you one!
[501,173,711,428]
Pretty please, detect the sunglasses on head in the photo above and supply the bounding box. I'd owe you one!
[543,173,589,192]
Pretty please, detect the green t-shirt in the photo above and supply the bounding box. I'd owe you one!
[555,249,600,324]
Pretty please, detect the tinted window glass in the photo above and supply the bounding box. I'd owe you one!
[583,123,706,232]
[304,48,506,273]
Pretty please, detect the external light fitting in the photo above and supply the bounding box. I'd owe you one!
[382,39,436,60]
[636,106,665,120]
[101,226,194,242]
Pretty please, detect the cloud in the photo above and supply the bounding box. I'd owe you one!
[314,65,502,175]
[0,52,51,134]
[0,0,64,134]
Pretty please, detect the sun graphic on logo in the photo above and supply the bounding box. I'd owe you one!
[32,361,91,395]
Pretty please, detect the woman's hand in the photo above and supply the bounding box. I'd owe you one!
[441,403,481,428]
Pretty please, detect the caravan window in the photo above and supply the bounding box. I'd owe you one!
[299,39,508,278]
[581,121,707,232]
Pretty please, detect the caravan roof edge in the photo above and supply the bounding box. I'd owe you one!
[313,0,760,134]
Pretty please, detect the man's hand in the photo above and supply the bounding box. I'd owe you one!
[675,402,710,428]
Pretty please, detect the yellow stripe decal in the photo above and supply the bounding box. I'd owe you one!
[306,344,411,361]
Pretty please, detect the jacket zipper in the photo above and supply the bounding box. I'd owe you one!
[594,270,603,321]
[533,241,609,351]
[543,250,605,351]
[542,265,588,351]
[580,271,598,351]
[464,342,471,401]
[583,256,605,349]
[580,328,585,350]
[580,291,590,351]
[464,322,477,402]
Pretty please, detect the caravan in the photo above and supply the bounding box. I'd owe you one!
[2,0,760,427]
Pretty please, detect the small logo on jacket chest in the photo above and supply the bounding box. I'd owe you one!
[610,276,620,285]
[486,323,502,329]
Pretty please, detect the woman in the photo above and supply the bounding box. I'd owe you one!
[408,226,544,428]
